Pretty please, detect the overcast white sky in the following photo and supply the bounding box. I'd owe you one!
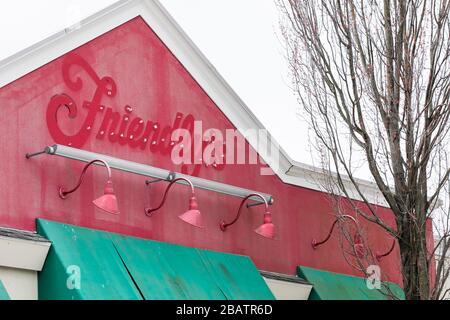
[0,0,313,165]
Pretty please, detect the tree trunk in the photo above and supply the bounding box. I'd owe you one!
[399,217,430,300]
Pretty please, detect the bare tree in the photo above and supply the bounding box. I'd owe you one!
[430,180,450,299]
[277,0,450,300]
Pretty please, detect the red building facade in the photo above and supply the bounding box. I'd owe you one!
[0,0,421,300]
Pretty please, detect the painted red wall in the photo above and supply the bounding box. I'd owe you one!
[0,17,404,285]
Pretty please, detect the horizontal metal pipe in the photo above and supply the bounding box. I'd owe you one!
[246,201,266,208]
[27,145,274,205]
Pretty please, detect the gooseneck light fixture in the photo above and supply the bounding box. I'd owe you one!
[312,215,365,258]
[220,193,275,239]
[145,177,203,228]
[26,145,275,236]
[26,145,273,205]
[58,159,119,215]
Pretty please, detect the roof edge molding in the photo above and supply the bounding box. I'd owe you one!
[0,227,51,271]
[0,0,387,208]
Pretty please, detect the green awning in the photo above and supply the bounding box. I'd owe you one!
[0,280,10,300]
[297,266,405,300]
[37,219,274,300]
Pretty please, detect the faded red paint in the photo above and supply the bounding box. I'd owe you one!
[0,16,414,286]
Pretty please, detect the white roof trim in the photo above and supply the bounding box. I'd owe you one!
[0,235,51,271]
[0,0,388,208]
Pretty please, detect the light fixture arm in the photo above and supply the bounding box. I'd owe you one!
[312,215,359,249]
[59,159,112,199]
[376,239,396,261]
[145,177,195,217]
[220,193,268,231]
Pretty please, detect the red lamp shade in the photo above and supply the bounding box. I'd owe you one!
[178,196,203,228]
[92,180,120,215]
[254,213,275,239]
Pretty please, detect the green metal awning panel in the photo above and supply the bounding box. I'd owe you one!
[297,266,405,300]
[37,219,143,300]
[111,234,226,300]
[197,249,274,300]
[0,280,10,300]
[37,219,274,300]
[111,234,273,300]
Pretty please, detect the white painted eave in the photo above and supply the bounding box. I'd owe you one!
[0,234,51,272]
[0,0,388,208]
